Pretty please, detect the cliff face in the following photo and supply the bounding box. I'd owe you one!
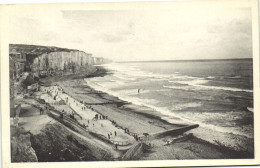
[31,51,93,72]
[30,122,113,162]
[9,44,111,76]
[11,126,38,162]
[93,57,111,65]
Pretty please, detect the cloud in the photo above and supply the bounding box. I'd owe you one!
[100,33,126,43]
[8,3,253,61]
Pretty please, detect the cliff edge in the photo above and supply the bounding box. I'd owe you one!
[9,44,111,77]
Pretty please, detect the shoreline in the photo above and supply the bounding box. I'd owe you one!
[45,66,254,158]
[11,66,254,162]
[87,66,254,152]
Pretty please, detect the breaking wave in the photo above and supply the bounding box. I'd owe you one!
[85,78,252,139]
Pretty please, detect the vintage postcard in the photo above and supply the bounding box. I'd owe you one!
[0,0,259,167]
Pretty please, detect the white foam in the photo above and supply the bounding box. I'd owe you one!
[84,78,252,139]
[207,76,215,79]
[163,85,193,91]
[92,63,253,139]
[85,79,158,105]
[193,84,253,92]
[113,74,137,81]
[104,63,174,81]
[174,111,253,138]
[105,63,252,93]
[178,79,209,85]
[171,102,202,110]
[142,103,252,138]
[167,79,253,93]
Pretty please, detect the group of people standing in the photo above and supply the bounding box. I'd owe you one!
[94,114,107,120]
[44,85,143,150]
[107,131,117,139]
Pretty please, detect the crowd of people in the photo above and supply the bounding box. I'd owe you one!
[42,85,143,150]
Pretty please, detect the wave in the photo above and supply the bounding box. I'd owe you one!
[163,85,194,91]
[207,76,215,79]
[84,78,252,138]
[229,76,241,79]
[166,79,253,93]
[113,74,137,81]
[85,79,158,105]
[150,78,166,81]
[199,85,253,93]
[105,63,177,81]
[177,79,209,85]
[171,102,202,110]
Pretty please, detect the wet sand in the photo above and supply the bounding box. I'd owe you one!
[38,67,253,160]
[57,76,185,135]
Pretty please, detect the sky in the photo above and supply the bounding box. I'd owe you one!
[9,1,253,61]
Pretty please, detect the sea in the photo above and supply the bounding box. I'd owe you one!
[85,59,254,151]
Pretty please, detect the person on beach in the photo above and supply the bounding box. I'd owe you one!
[166,140,170,145]
[114,131,117,136]
[115,144,118,150]
[60,113,63,119]
[40,108,43,115]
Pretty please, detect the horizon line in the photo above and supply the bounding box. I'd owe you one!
[116,58,252,63]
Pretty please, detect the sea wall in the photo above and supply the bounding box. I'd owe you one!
[151,124,199,139]
[122,143,149,160]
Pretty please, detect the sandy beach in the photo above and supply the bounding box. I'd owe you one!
[10,65,254,162]
[19,66,250,161]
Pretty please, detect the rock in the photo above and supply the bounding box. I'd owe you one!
[11,133,38,162]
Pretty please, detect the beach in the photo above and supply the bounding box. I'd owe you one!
[9,66,252,161]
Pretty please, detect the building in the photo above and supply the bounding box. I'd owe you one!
[9,51,26,118]
[10,51,26,79]
[9,57,16,117]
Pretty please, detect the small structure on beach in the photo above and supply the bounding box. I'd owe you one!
[23,74,39,93]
